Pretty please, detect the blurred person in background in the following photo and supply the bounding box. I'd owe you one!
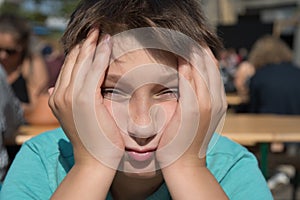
[248,35,300,115]
[233,60,255,113]
[218,48,238,93]
[0,13,58,125]
[248,35,300,190]
[40,40,65,88]
[0,64,24,183]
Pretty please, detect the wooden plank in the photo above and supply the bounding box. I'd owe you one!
[14,114,300,146]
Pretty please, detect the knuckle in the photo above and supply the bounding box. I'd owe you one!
[51,90,72,110]
[48,95,55,110]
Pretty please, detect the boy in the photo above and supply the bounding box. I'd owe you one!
[0,0,272,199]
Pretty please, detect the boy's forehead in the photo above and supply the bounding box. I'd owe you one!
[109,49,178,73]
[104,49,179,87]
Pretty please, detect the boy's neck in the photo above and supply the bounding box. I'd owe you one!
[111,170,164,200]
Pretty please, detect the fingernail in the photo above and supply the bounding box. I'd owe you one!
[102,34,111,44]
[87,28,96,38]
[48,87,54,95]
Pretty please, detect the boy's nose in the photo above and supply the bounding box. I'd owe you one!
[128,96,158,146]
[130,134,156,146]
[127,117,157,146]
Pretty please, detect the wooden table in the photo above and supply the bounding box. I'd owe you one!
[222,114,300,177]
[226,93,243,106]
[222,114,300,145]
[15,125,59,145]
[19,114,300,145]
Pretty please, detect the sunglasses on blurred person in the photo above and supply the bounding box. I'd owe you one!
[0,47,21,56]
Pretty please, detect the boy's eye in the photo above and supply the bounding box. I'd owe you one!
[154,88,179,100]
[101,88,130,102]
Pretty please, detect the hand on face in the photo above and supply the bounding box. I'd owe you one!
[49,28,124,168]
[157,48,227,168]
[49,27,227,173]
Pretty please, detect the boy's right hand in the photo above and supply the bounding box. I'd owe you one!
[48,29,124,169]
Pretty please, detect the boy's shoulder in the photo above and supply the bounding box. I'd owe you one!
[207,133,258,182]
[23,127,73,158]
[208,133,249,157]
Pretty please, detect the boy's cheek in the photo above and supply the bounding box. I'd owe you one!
[103,99,112,113]
[103,99,128,132]
[158,101,177,127]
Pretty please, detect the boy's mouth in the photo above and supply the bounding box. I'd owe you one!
[125,148,156,162]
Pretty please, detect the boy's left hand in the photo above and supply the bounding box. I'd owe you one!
[157,48,227,168]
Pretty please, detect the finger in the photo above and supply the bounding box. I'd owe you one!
[200,48,227,107]
[196,48,227,158]
[52,45,80,95]
[68,28,100,90]
[200,48,227,119]
[49,45,80,111]
[157,58,200,167]
[70,34,123,168]
[178,57,213,160]
[178,57,205,143]
[92,34,112,86]
[177,57,198,109]
[190,48,210,89]
[78,34,112,99]
[191,60,211,109]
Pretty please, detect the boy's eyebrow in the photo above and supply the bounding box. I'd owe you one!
[105,74,121,83]
[104,71,179,88]
[161,73,178,84]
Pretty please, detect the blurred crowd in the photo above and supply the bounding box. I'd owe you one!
[219,35,300,191]
[0,13,63,181]
[0,13,64,125]
[218,35,300,115]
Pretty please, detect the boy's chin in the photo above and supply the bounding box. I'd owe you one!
[122,169,161,179]
[118,157,161,179]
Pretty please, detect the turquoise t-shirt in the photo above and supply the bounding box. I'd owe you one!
[0,128,273,199]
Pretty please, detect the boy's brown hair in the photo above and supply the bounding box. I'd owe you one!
[61,0,222,56]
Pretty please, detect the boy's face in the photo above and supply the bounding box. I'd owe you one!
[102,49,178,177]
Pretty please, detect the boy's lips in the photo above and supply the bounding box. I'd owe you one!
[125,148,157,162]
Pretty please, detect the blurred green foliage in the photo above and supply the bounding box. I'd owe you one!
[0,2,22,15]
[0,0,80,23]
[57,0,81,18]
